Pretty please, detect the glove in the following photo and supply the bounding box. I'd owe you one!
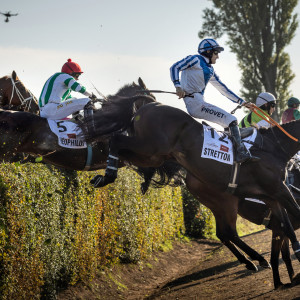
[89,93,97,101]
[176,87,185,99]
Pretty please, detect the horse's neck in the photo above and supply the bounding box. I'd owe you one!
[269,121,300,158]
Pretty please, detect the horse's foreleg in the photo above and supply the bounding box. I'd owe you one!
[281,237,294,282]
[268,201,300,262]
[275,183,300,220]
[270,232,285,289]
[215,221,269,271]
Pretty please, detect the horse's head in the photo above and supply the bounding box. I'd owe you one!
[107,77,156,100]
[0,71,39,114]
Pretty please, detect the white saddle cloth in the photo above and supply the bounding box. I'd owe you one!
[48,119,87,149]
[201,125,257,165]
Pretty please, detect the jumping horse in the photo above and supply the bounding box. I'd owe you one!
[1,77,299,288]
[0,79,179,190]
[187,172,300,289]
[83,81,300,273]
[0,71,39,114]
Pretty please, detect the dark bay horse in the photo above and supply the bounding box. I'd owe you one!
[0,71,39,114]
[0,79,179,191]
[186,171,300,289]
[84,92,300,267]
[0,109,108,170]
[0,78,155,170]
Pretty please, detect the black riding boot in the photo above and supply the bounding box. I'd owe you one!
[229,121,260,164]
[84,101,95,137]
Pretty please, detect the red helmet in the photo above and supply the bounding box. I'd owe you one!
[61,58,83,74]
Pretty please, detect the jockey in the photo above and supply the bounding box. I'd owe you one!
[39,58,95,120]
[239,92,276,129]
[281,97,300,124]
[170,38,259,164]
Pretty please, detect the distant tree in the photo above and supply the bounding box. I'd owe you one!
[199,0,298,121]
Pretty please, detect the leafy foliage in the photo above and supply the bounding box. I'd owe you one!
[199,0,298,120]
[182,187,214,238]
[0,163,184,299]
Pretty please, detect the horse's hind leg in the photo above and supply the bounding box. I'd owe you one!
[216,222,258,271]
[230,232,271,268]
[216,219,270,270]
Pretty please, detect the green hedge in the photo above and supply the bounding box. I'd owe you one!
[0,163,184,299]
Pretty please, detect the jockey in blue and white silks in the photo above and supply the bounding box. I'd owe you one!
[170,38,259,163]
[39,58,94,120]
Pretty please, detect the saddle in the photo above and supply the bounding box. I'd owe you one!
[240,127,255,139]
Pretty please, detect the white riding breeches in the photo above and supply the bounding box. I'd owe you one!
[40,97,90,120]
[183,93,237,128]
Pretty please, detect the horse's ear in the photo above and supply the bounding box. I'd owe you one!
[132,81,137,86]
[12,71,17,81]
[138,77,147,89]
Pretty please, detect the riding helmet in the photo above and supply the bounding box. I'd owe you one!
[61,58,83,74]
[256,92,276,108]
[288,97,300,107]
[198,38,224,55]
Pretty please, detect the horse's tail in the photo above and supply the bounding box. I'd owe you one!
[136,161,185,194]
[86,95,155,141]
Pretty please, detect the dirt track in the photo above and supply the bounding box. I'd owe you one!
[59,229,300,300]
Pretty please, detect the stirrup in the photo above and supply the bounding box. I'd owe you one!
[235,150,260,164]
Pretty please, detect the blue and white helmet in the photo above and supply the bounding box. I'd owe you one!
[198,38,224,54]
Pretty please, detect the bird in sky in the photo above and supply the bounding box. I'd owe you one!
[0,11,18,22]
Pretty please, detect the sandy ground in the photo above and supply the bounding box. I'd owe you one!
[58,229,300,300]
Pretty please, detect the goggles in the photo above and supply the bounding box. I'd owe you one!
[72,73,81,79]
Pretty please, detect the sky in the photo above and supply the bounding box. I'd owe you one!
[1,0,300,125]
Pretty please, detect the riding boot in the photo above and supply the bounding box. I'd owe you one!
[84,101,96,137]
[91,154,119,188]
[229,121,260,164]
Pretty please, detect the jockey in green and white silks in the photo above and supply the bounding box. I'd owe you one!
[39,58,93,120]
[239,92,276,129]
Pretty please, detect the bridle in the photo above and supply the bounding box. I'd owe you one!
[6,76,36,112]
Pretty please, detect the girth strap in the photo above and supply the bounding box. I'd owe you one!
[83,144,93,171]
[227,162,240,193]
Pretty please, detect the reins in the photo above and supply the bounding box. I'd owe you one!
[140,90,299,144]
[251,104,299,142]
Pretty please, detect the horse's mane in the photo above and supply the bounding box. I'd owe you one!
[85,79,157,140]
[258,119,300,136]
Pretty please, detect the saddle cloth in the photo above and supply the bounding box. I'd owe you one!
[48,119,87,149]
[201,125,257,165]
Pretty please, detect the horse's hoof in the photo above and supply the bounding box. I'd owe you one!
[140,182,149,195]
[90,175,101,185]
[274,282,289,290]
[91,175,116,188]
[245,262,258,272]
[291,273,300,286]
[259,260,271,269]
